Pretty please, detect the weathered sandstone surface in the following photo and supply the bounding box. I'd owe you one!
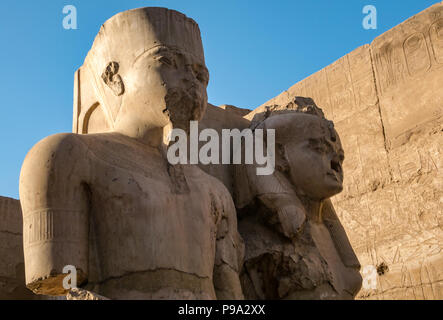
[0,197,35,299]
[246,2,443,300]
[0,3,441,300]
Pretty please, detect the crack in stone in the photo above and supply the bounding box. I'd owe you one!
[95,268,210,286]
[0,230,22,237]
[369,45,394,182]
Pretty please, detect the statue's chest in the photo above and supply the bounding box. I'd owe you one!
[87,155,218,236]
[81,137,221,275]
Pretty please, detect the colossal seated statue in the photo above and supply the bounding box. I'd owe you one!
[19,7,244,300]
[234,98,363,300]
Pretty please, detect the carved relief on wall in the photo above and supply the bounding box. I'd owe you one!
[373,41,407,95]
[429,18,443,64]
[348,45,378,109]
[302,70,332,119]
[403,32,431,76]
[325,57,355,123]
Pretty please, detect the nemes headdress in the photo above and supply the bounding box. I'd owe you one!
[73,7,205,134]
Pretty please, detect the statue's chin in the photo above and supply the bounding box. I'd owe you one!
[309,182,343,201]
[165,103,205,133]
[323,184,343,199]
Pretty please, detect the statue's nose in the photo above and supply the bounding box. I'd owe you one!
[182,73,198,88]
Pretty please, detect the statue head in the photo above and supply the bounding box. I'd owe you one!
[254,100,344,201]
[79,7,208,133]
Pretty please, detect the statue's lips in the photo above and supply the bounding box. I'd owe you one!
[327,171,343,184]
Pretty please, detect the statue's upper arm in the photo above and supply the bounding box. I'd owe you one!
[19,133,91,295]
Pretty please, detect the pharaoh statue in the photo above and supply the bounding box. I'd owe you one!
[234,97,362,300]
[19,7,244,300]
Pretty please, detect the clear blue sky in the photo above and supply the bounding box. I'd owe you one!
[0,0,438,199]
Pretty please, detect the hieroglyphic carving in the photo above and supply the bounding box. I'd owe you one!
[253,45,377,124]
[371,2,443,149]
[403,33,431,76]
[390,147,440,183]
[333,171,442,300]
[429,18,443,63]
[302,70,332,119]
[348,45,378,109]
[325,56,355,123]
[333,107,390,201]
[372,41,407,95]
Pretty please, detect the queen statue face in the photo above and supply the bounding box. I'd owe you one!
[267,112,344,200]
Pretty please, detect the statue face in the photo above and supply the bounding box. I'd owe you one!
[283,116,344,200]
[119,45,209,132]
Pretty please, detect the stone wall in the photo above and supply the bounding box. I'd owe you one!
[246,2,443,299]
[0,196,35,299]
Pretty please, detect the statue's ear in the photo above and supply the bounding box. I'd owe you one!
[101,62,125,96]
[275,143,289,173]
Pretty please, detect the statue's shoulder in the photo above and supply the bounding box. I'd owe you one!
[20,133,94,195]
[26,132,89,160]
[22,133,91,175]
[26,132,133,158]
